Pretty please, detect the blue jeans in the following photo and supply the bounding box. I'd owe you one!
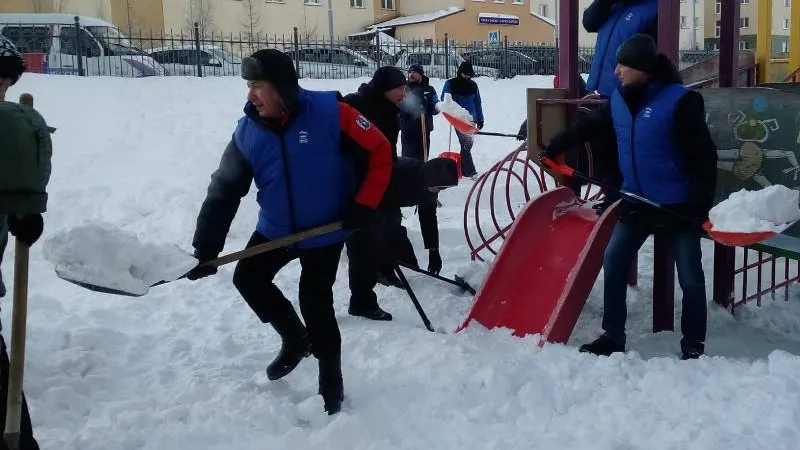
[455,130,476,176]
[602,220,707,351]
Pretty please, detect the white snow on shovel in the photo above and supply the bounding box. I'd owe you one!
[43,222,198,296]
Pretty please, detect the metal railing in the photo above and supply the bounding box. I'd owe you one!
[1,17,719,80]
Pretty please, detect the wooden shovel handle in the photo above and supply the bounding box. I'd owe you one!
[205,222,343,268]
[4,240,30,450]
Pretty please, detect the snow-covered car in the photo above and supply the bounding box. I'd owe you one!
[284,46,378,79]
[396,48,497,79]
[148,44,242,76]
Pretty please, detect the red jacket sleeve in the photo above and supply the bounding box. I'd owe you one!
[338,102,393,208]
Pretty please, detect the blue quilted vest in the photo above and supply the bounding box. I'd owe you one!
[611,83,691,204]
[587,0,659,97]
[234,88,355,249]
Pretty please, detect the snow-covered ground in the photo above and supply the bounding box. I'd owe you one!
[2,73,800,450]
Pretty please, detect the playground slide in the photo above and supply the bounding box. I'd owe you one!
[458,187,619,346]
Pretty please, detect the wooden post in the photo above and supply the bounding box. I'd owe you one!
[651,0,681,333]
[558,0,579,100]
[756,0,773,84]
[712,0,742,308]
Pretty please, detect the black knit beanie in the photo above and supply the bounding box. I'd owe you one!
[457,61,475,77]
[242,49,300,112]
[370,66,407,92]
[0,37,26,86]
[615,34,658,73]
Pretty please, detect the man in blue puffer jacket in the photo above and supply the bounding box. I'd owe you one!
[442,61,484,178]
[584,0,658,97]
[186,49,393,414]
[542,35,718,360]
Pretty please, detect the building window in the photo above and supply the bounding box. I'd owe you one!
[739,40,748,50]
[715,1,721,14]
[784,18,791,30]
[539,4,549,17]
[350,0,364,7]
[740,17,750,29]
[782,42,789,53]
[785,0,791,7]
[382,0,395,10]
[305,0,320,5]
[741,0,749,4]
[680,16,687,28]
[715,20,721,37]
[694,17,700,28]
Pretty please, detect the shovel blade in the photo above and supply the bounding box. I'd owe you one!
[54,268,174,297]
[442,112,478,134]
[702,221,777,247]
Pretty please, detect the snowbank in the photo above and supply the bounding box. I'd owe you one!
[42,222,197,296]
[708,185,800,232]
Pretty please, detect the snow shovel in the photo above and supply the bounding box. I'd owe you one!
[392,262,434,332]
[58,222,343,297]
[441,112,523,139]
[4,240,30,450]
[395,261,476,295]
[538,156,780,247]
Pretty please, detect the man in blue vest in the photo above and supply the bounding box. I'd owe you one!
[584,0,658,97]
[542,34,718,360]
[186,49,393,414]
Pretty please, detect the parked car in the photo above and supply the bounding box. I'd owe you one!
[283,46,378,79]
[0,13,165,77]
[148,44,242,76]
[396,47,498,79]
[460,49,539,78]
[506,46,593,75]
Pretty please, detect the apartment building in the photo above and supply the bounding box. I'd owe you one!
[366,0,555,44]
[532,0,705,49]
[705,0,793,54]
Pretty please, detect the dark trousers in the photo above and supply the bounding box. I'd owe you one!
[347,208,418,311]
[455,130,477,177]
[232,232,344,358]
[401,130,431,161]
[0,216,6,298]
[602,221,708,352]
[0,330,39,450]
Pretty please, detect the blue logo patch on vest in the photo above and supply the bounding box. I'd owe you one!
[356,114,371,130]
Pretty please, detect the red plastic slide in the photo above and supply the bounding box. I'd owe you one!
[458,187,619,346]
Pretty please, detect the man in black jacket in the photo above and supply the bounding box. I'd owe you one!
[542,35,718,360]
[342,66,407,159]
[347,156,459,321]
[399,64,440,160]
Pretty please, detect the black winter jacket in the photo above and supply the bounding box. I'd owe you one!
[546,56,718,231]
[399,75,439,134]
[343,83,401,158]
[378,157,440,249]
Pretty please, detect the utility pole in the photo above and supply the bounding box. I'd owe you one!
[328,0,334,49]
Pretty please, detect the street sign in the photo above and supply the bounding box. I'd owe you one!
[488,30,500,46]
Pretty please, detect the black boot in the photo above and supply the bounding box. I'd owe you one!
[579,333,625,356]
[318,354,344,415]
[266,312,311,381]
[348,304,392,321]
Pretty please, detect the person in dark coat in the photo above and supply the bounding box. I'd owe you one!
[186,49,393,415]
[442,61,484,178]
[541,35,717,360]
[0,36,44,450]
[584,0,658,97]
[347,157,458,321]
[399,64,440,161]
[342,66,407,159]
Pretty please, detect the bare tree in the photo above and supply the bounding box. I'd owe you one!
[29,0,49,13]
[94,0,110,21]
[54,0,69,12]
[186,0,216,37]
[240,0,261,51]
[298,13,319,44]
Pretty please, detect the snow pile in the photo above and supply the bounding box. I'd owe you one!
[436,93,474,123]
[42,222,198,295]
[709,185,800,233]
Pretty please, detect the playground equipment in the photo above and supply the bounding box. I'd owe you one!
[459,0,800,342]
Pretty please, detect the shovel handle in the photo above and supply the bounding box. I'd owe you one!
[205,222,343,268]
[4,241,30,450]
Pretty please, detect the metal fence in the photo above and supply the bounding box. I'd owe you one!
[1,17,719,80]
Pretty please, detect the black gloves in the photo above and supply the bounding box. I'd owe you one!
[342,203,373,230]
[427,249,442,275]
[186,249,218,281]
[8,213,43,247]
[476,121,484,130]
